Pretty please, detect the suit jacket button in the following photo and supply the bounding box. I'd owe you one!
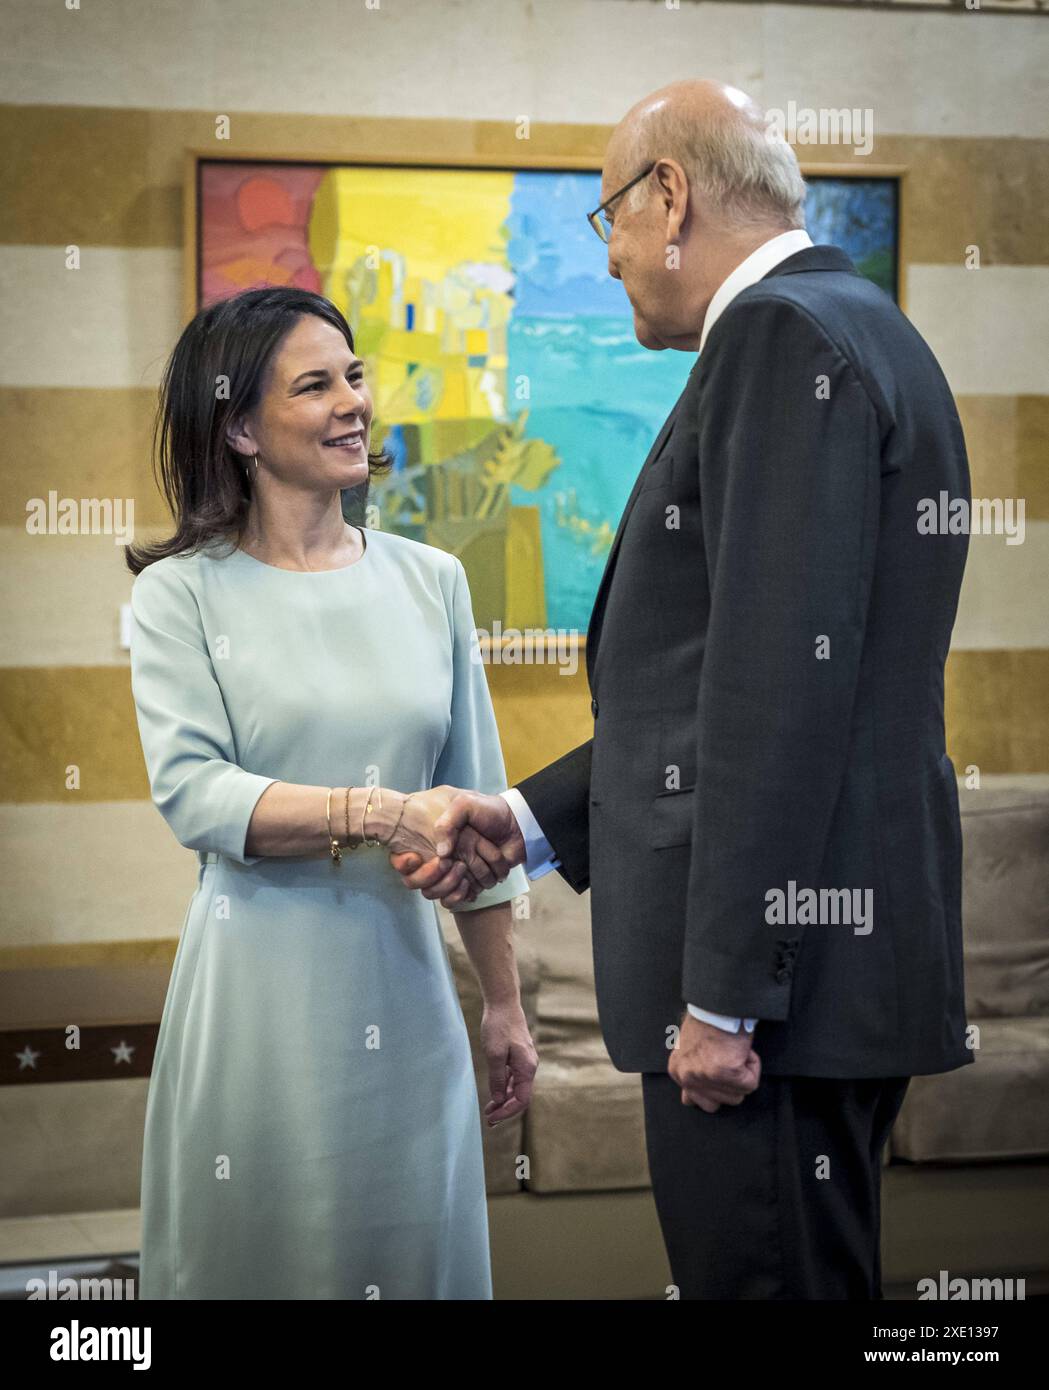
[591,697,599,717]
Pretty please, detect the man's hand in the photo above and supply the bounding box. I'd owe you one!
[389,790,526,909]
[668,1011,761,1113]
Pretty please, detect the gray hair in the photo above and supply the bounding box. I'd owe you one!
[623,97,807,231]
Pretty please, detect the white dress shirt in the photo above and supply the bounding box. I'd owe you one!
[500,228,814,1035]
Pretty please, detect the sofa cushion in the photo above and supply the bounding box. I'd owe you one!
[890,1016,1049,1162]
[477,873,651,1193]
[959,778,1049,1018]
[522,1033,650,1193]
[442,877,651,1196]
[519,869,599,1045]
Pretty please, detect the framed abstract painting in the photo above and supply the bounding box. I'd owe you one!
[189,155,901,636]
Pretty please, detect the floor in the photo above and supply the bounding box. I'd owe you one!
[0,1209,140,1299]
[3,1203,1046,1300]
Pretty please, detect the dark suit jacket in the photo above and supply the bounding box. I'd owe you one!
[517,244,974,1079]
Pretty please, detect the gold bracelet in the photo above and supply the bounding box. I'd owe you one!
[343,785,357,851]
[362,786,384,847]
[384,793,412,847]
[326,788,342,864]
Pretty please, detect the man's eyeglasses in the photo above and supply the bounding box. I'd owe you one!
[587,163,656,242]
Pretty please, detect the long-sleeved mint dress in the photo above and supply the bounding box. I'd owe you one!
[129,526,528,1300]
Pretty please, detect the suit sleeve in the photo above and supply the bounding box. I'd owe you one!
[683,294,881,1018]
[432,558,530,911]
[514,739,592,893]
[129,564,280,865]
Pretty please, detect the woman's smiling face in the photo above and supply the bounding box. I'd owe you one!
[236,313,374,489]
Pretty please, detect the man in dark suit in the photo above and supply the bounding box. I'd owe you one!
[393,78,972,1298]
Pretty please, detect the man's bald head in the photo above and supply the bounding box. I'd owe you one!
[606,79,805,232]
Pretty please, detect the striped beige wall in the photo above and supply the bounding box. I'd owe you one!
[2,0,1046,977]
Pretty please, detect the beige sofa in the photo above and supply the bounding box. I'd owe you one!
[440,776,1049,1299]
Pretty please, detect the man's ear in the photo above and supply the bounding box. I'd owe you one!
[660,158,689,246]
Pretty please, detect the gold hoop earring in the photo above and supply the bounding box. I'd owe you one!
[253,452,260,474]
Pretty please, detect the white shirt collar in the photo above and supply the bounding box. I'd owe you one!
[698,228,814,354]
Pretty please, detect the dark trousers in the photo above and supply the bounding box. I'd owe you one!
[641,1071,910,1299]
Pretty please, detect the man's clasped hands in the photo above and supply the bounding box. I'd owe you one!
[388,785,762,1115]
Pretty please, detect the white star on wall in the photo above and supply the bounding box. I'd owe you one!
[111,1040,135,1065]
[16,1045,41,1070]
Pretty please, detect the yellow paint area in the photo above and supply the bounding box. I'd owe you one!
[308,166,514,427]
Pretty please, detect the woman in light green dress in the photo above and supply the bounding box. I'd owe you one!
[126,287,534,1300]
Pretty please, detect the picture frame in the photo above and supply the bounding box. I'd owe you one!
[183,137,905,642]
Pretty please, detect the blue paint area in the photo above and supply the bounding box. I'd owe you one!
[505,171,692,631]
[413,370,438,412]
[504,171,639,319]
[383,423,408,472]
[804,178,897,298]
[507,315,691,630]
[492,170,895,630]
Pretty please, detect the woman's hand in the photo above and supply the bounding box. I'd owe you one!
[479,1000,538,1126]
[375,785,454,857]
[377,783,497,900]
[388,789,526,907]
[372,786,483,897]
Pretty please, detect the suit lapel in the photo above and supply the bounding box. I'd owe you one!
[586,378,693,684]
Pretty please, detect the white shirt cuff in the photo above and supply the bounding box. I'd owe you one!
[687,1005,758,1033]
[500,787,561,879]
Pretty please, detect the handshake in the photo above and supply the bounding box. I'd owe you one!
[388,786,526,909]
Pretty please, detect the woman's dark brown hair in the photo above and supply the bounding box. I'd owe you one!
[124,286,392,575]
